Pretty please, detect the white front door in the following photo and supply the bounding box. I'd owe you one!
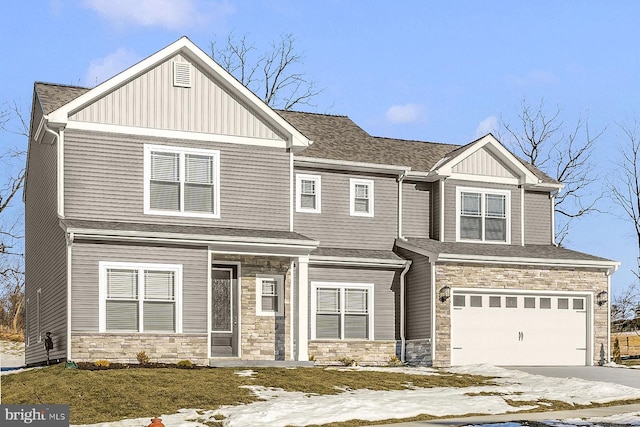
[451,291,588,366]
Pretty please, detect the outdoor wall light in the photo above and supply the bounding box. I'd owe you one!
[596,290,608,306]
[439,286,451,302]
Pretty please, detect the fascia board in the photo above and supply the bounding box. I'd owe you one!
[295,156,411,175]
[47,37,311,149]
[309,255,408,268]
[437,252,620,272]
[394,239,439,261]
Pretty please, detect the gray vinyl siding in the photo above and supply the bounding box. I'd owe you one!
[71,54,285,141]
[524,191,553,244]
[294,169,397,250]
[395,247,432,339]
[64,130,290,230]
[309,266,400,340]
[71,241,209,333]
[443,179,521,245]
[402,180,430,238]
[24,101,68,365]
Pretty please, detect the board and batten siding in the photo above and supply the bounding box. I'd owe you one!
[63,130,291,230]
[71,242,209,333]
[395,247,432,340]
[309,266,399,340]
[294,169,397,250]
[524,191,553,245]
[443,179,522,245]
[402,180,430,238]
[24,101,68,365]
[71,54,285,141]
[452,146,519,178]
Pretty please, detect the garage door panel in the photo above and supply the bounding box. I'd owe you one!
[451,293,588,366]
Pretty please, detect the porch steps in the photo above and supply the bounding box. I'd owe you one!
[208,359,315,368]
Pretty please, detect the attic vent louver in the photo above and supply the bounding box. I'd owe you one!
[173,61,191,88]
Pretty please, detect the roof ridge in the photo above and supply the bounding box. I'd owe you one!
[35,81,91,90]
[373,135,459,147]
[276,109,349,119]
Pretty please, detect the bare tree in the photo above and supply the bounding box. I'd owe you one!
[210,32,323,110]
[500,99,605,246]
[0,100,28,335]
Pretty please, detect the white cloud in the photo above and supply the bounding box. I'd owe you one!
[385,103,424,124]
[83,0,234,31]
[84,48,140,86]
[474,115,499,138]
[507,69,558,88]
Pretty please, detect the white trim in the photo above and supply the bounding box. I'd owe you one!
[310,281,374,341]
[36,288,42,343]
[295,156,411,175]
[48,37,311,148]
[66,120,289,149]
[455,186,511,244]
[66,232,74,361]
[449,173,519,185]
[350,178,375,217]
[297,256,310,361]
[430,258,437,364]
[256,274,285,316]
[296,173,321,214]
[309,255,406,269]
[143,144,221,219]
[98,261,183,333]
[289,151,294,231]
[289,259,296,360]
[25,298,30,347]
[551,192,557,246]
[439,179,445,241]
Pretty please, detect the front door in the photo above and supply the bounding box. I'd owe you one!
[211,265,238,357]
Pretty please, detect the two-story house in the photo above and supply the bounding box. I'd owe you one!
[24,37,618,368]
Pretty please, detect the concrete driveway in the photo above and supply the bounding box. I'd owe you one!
[510,366,640,389]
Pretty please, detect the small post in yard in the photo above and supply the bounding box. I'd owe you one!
[148,417,165,427]
[44,332,54,365]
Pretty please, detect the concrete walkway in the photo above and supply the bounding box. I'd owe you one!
[510,366,640,389]
[370,403,640,426]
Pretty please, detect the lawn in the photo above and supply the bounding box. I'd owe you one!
[0,363,494,425]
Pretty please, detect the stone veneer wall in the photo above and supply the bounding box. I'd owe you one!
[433,263,610,367]
[405,339,432,366]
[213,254,292,361]
[71,333,208,365]
[309,340,397,365]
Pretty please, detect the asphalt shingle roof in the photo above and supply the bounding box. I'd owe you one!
[403,237,615,263]
[35,82,90,114]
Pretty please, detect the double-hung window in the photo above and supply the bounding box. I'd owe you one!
[457,187,510,243]
[350,178,374,217]
[256,275,284,315]
[312,282,373,340]
[99,262,182,333]
[296,174,321,213]
[145,145,220,218]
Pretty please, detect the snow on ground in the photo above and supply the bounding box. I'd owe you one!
[3,341,640,427]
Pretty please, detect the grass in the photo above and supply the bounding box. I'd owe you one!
[1,364,494,425]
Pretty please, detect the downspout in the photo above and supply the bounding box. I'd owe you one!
[439,178,446,242]
[65,232,74,362]
[399,260,412,363]
[43,121,65,218]
[397,171,408,240]
[550,190,559,246]
[430,258,437,365]
[290,259,296,360]
[289,150,294,232]
[520,186,525,246]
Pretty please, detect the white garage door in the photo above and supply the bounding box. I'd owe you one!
[450,291,588,366]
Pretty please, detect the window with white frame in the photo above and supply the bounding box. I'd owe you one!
[350,178,374,217]
[99,262,182,333]
[144,145,220,218]
[457,187,510,243]
[296,174,321,213]
[311,282,373,340]
[256,275,284,315]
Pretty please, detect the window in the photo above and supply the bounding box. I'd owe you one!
[312,282,373,340]
[350,178,374,217]
[573,298,584,310]
[558,298,569,309]
[256,275,284,316]
[144,145,220,218]
[540,297,551,309]
[453,295,465,307]
[296,174,321,213]
[506,297,517,308]
[99,262,182,333]
[524,297,536,308]
[470,295,482,307]
[457,187,510,243]
[489,296,501,307]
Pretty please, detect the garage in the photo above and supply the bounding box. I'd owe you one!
[450,290,589,366]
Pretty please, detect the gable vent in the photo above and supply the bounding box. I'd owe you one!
[173,61,192,88]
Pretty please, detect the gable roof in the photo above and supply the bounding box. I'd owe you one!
[35,82,90,114]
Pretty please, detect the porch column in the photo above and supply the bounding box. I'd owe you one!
[296,255,310,361]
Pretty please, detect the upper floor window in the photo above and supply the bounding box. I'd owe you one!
[296,174,321,213]
[457,187,510,243]
[311,282,374,340]
[350,178,374,217]
[144,145,220,218]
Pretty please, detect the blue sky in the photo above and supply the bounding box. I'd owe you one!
[2,1,639,297]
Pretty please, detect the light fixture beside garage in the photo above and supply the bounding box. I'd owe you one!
[439,286,451,302]
[596,290,608,306]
